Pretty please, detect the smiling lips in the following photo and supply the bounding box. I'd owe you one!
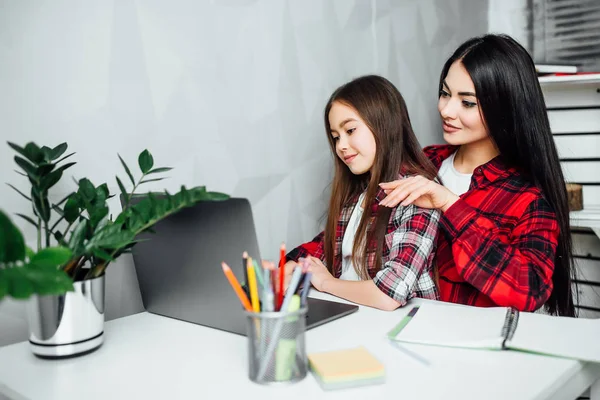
[343,154,357,163]
[443,121,461,133]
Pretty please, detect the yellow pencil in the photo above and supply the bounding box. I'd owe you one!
[247,256,260,312]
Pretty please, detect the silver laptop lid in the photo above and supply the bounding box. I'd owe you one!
[128,196,260,335]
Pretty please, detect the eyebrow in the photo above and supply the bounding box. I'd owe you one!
[330,118,357,132]
[442,80,476,97]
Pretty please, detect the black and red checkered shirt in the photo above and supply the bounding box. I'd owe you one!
[425,145,558,311]
[286,178,440,305]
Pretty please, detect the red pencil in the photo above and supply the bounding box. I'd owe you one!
[277,243,285,311]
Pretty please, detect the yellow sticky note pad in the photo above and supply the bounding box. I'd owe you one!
[308,346,385,390]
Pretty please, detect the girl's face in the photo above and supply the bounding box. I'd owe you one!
[328,101,377,175]
[438,61,489,146]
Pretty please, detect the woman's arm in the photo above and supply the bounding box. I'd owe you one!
[309,205,440,311]
[441,197,557,311]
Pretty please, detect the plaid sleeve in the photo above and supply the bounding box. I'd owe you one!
[373,205,440,305]
[441,197,556,312]
[285,231,325,263]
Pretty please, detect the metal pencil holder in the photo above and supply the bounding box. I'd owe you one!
[245,307,308,385]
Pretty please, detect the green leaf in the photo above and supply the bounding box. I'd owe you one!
[7,142,27,159]
[116,176,129,205]
[140,177,165,185]
[40,146,53,162]
[39,169,62,192]
[205,191,230,201]
[0,270,7,299]
[53,231,65,246]
[89,206,109,230]
[6,183,32,201]
[55,152,75,164]
[29,247,72,268]
[23,143,44,163]
[63,195,80,224]
[138,150,154,174]
[50,143,68,160]
[8,142,43,164]
[2,266,73,299]
[92,248,114,261]
[25,246,35,260]
[97,183,110,200]
[32,191,51,222]
[51,204,64,217]
[68,219,88,254]
[5,268,34,299]
[16,213,39,229]
[118,154,135,185]
[36,163,55,178]
[14,169,27,177]
[86,228,134,250]
[0,210,26,263]
[14,156,38,178]
[78,178,96,202]
[147,167,172,175]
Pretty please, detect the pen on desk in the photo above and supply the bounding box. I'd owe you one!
[277,243,285,311]
[221,262,252,312]
[247,257,260,312]
[261,262,274,312]
[299,271,312,308]
[280,266,303,312]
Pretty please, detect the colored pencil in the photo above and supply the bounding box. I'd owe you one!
[221,262,252,312]
[277,243,285,311]
[247,257,260,312]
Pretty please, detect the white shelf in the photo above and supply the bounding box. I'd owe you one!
[571,206,600,239]
[539,73,600,85]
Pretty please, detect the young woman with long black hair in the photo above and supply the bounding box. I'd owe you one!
[379,34,575,316]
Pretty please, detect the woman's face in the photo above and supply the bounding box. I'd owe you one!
[328,101,377,175]
[438,60,489,146]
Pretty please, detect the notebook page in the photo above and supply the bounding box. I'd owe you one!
[392,303,508,349]
[508,312,600,363]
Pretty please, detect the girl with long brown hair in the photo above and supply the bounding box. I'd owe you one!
[285,75,440,311]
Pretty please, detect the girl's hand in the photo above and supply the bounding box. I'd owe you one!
[378,175,459,211]
[306,256,334,292]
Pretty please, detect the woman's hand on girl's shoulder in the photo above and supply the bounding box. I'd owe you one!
[378,175,459,211]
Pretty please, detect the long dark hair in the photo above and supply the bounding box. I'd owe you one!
[323,75,438,279]
[440,34,575,316]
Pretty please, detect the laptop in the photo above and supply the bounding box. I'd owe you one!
[124,196,358,336]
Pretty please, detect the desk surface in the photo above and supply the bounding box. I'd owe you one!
[1,292,599,400]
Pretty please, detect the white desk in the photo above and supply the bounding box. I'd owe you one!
[1,293,599,400]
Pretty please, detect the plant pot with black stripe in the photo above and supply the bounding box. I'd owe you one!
[27,274,105,359]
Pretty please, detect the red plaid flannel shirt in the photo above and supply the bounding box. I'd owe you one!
[425,145,558,311]
[286,181,440,305]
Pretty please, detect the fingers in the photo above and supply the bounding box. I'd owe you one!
[378,180,403,190]
[400,184,430,206]
[379,176,423,207]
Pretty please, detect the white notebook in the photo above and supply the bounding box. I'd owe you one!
[387,303,600,363]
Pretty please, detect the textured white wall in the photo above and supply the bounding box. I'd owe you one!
[0,0,488,346]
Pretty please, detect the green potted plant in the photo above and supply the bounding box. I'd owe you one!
[0,210,73,301]
[6,142,228,358]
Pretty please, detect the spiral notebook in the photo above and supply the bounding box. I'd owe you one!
[387,303,600,363]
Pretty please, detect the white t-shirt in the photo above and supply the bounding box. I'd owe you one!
[339,192,366,281]
[438,151,472,196]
